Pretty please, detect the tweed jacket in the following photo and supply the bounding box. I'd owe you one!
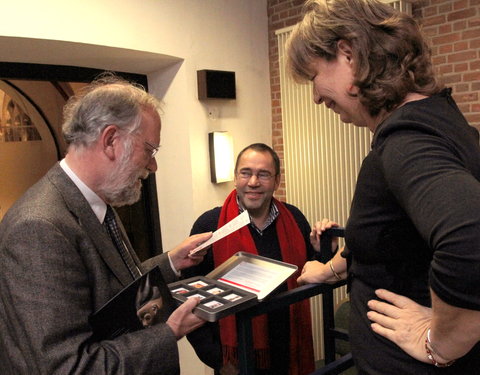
[0,163,179,374]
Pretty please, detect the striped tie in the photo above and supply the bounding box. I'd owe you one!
[104,205,141,279]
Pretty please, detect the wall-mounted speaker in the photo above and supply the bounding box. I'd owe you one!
[197,70,236,100]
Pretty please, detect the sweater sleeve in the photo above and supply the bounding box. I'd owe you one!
[379,129,480,310]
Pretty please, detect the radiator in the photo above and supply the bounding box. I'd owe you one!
[275,0,411,360]
[276,30,373,362]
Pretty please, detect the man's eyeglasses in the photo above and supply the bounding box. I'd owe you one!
[237,170,276,182]
[144,141,160,159]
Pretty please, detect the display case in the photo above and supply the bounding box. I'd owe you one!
[168,252,298,322]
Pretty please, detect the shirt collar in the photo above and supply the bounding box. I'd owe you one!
[236,195,279,235]
[59,159,107,223]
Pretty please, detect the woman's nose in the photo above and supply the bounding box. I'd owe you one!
[313,87,323,105]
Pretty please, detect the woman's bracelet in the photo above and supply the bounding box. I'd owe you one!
[329,260,342,280]
[425,328,456,367]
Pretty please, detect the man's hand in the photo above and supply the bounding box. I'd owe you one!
[168,232,212,271]
[310,218,339,252]
[367,289,432,363]
[166,297,206,339]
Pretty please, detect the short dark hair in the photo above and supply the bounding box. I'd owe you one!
[235,143,281,175]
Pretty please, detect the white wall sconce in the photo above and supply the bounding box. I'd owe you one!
[209,131,234,183]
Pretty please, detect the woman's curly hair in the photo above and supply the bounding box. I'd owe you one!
[286,0,443,117]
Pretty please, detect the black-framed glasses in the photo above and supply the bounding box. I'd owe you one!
[237,170,276,182]
[144,141,160,159]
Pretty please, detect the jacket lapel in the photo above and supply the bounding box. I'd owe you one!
[47,164,133,287]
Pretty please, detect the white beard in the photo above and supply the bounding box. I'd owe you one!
[98,142,149,207]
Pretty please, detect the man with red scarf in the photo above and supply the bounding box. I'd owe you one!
[184,143,319,375]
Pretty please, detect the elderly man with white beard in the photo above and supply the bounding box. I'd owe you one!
[0,74,212,375]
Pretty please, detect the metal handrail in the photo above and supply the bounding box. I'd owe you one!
[235,227,352,375]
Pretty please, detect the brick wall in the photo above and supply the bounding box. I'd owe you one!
[267,0,304,200]
[414,0,480,128]
[267,0,480,201]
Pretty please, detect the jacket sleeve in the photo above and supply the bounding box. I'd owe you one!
[0,216,179,375]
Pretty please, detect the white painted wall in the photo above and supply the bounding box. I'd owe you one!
[0,0,271,247]
[0,1,271,373]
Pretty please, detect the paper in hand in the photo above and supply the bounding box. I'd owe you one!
[189,210,250,256]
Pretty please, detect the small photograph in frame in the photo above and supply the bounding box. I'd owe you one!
[206,287,224,295]
[223,293,242,302]
[171,287,190,294]
[186,293,206,300]
[203,300,224,309]
[188,280,209,289]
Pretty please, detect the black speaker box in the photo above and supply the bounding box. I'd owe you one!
[197,70,236,100]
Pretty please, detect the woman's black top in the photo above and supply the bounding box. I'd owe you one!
[345,89,480,374]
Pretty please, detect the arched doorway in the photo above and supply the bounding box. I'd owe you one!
[0,81,59,218]
[0,62,162,259]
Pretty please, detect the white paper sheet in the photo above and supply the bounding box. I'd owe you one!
[189,210,250,255]
[217,261,277,293]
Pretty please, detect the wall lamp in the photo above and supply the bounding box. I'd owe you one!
[209,131,234,183]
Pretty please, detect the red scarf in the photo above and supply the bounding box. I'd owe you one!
[213,190,315,375]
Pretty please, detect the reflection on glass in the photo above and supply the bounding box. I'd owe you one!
[0,89,41,142]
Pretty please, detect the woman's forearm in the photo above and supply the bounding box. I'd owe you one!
[298,248,347,285]
[429,290,480,362]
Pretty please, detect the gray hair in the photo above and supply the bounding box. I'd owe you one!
[62,73,162,148]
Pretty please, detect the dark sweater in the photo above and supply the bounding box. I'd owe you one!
[184,202,314,374]
[346,89,480,374]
